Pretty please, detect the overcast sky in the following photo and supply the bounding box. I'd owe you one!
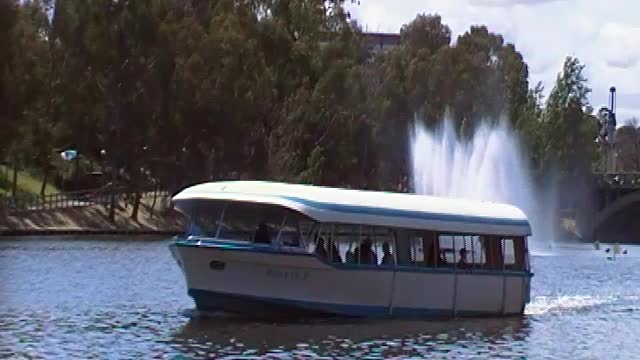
[345,0,640,123]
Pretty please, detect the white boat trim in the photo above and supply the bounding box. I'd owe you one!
[172,181,531,236]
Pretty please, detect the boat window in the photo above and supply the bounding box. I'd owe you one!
[456,235,485,268]
[186,201,225,238]
[476,235,502,269]
[403,231,517,271]
[409,231,443,267]
[386,228,529,272]
[410,233,424,264]
[217,202,284,243]
[312,224,394,266]
[374,227,396,266]
[437,234,493,269]
[502,238,516,267]
[352,225,379,265]
[277,210,316,251]
[394,229,413,266]
[503,236,528,271]
[314,223,344,263]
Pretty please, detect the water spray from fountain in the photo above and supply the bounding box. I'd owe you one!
[410,115,557,251]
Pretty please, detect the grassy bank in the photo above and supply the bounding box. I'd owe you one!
[0,164,60,197]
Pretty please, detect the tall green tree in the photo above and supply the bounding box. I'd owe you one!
[2,1,54,195]
[542,56,597,179]
[0,0,19,160]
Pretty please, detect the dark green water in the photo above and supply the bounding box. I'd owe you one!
[1,237,638,359]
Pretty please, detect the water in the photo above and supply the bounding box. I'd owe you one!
[1,237,639,359]
[410,119,557,250]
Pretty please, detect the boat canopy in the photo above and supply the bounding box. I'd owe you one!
[172,181,532,236]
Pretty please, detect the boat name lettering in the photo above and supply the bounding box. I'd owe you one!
[265,268,309,280]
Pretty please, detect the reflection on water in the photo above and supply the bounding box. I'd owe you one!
[173,316,529,358]
[0,237,639,359]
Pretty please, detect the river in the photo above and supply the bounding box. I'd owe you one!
[1,237,638,359]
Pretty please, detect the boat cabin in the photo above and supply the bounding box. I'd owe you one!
[177,182,530,274]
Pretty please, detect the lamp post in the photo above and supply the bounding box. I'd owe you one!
[99,149,107,188]
[596,86,618,174]
[180,146,188,190]
[607,87,617,173]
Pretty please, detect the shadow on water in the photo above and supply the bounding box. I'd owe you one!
[170,313,531,357]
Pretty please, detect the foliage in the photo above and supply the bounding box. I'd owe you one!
[0,165,61,196]
[615,123,640,172]
[541,57,597,179]
[0,1,606,194]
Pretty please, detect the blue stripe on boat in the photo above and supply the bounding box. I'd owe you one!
[282,195,530,229]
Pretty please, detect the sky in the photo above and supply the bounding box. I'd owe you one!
[345,0,640,124]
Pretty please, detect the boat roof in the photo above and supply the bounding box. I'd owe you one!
[172,181,531,236]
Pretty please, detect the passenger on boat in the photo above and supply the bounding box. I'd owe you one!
[439,252,448,265]
[381,242,394,265]
[354,238,378,265]
[315,237,329,259]
[457,248,469,268]
[345,249,355,263]
[315,237,342,263]
[253,223,271,244]
[431,249,448,266]
[327,238,342,263]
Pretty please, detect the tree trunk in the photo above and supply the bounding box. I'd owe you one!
[131,190,142,222]
[2,165,6,195]
[40,165,49,197]
[150,185,158,216]
[108,190,116,223]
[74,156,80,183]
[12,156,18,198]
[108,166,117,223]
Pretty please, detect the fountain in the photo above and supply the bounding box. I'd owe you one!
[409,117,556,251]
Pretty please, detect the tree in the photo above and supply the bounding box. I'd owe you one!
[401,14,453,125]
[0,0,19,160]
[516,81,546,175]
[542,56,597,179]
[400,14,451,54]
[615,121,640,172]
[2,1,53,195]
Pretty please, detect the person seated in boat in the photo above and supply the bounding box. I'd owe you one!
[354,238,378,265]
[381,242,394,265]
[253,223,271,244]
[439,250,448,266]
[314,237,328,259]
[326,238,343,263]
[345,249,355,263]
[457,248,469,268]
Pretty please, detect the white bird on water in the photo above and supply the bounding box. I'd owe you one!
[605,243,628,260]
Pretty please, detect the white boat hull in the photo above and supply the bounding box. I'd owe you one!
[172,241,531,318]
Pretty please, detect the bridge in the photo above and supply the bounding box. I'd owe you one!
[589,172,640,242]
[574,85,640,242]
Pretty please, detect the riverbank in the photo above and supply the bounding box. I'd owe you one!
[0,200,185,237]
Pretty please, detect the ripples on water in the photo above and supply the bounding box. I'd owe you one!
[1,237,638,359]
